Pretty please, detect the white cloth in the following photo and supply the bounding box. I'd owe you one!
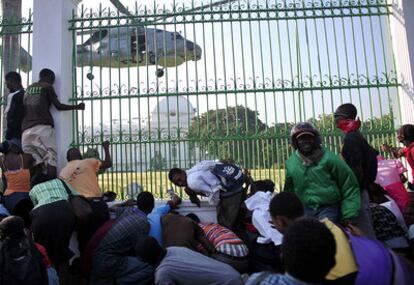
[244,191,283,246]
[186,160,222,206]
[4,89,21,113]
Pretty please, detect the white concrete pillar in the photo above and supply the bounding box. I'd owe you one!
[32,0,81,171]
[388,0,414,125]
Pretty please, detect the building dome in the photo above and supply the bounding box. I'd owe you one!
[152,96,196,117]
[150,96,196,130]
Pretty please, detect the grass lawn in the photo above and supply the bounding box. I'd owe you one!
[98,168,286,199]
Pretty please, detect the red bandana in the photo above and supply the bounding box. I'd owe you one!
[337,118,361,134]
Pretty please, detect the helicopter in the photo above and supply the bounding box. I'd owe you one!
[77,25,202,79]
[11,0,235,79]
[80,0,236,78]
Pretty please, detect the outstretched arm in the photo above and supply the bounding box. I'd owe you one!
[185,187,202,207]
[381,144,404,159]
[49,87,85,111]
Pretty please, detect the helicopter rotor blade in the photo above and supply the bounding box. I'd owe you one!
[109,0,238,25]
[77,1,237,35]
[82,29,109,46]
[150,0,238,24]
[110,0,135,18]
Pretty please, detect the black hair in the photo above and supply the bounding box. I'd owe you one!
[334,103,357,120]
[30,173,50,188]
[135,236,165,265]
[0,216,25,240]
[281,218,336,283]
[102,191,117,202]
[66,147,82,161]
[269,192,304,221]
[5,71,22,84]
[0,215,8,222]
[136,191,155,214]
[399,124,414,144]
[368,183,389,204]
[168,168,185,182]
[7,142,23,154]
[186,213,200,223]
[39,68,55,82]
[251,179,275,193]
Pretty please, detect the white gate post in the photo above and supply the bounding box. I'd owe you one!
[32,0,81,172]
[388,0,414,125]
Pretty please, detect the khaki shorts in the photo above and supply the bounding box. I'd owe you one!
[22,124,57,167]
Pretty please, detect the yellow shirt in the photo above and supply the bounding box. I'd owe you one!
[59,158,102,198]
[322,218,358,280]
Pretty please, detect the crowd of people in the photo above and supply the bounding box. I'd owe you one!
[1,69,414,285]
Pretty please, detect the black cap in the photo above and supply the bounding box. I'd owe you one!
[334,103,357,120]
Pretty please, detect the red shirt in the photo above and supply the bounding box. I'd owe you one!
[35,243,52,268]
[401,143,414,182]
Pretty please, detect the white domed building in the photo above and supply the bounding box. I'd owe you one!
[103,96,200,172]
[144,96,200,170]
[150,96,197,131]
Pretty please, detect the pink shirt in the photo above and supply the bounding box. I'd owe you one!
[375,157,406,188]
[376,156,410,212]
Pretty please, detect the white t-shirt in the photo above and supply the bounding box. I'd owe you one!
[4,89,21,114]
[186,160,222,205]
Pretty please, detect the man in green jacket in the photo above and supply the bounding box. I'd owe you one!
[284,122,361,223]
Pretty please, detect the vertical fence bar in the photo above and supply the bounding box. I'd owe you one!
[66,0,401,197]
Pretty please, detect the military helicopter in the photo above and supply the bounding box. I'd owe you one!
[13,0,235,78]
[78,0,236,78]
[77,26,201,79]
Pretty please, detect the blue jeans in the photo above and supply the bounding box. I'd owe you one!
[47,267,59,285]
[90,256,154,285]
[304,203,341,223]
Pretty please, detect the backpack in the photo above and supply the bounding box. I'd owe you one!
[0,237,48,285]
[211,163,245,196]
[343,229,393,285]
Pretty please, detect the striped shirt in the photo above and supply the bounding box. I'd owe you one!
[93,208,149,276]
[29,179,78,209]
[246,273,312,285]
[200,223,249,257]
[200,223,243,248]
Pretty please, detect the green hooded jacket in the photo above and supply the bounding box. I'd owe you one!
[284,148,361,219]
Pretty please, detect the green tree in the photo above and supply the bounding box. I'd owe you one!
[189,106,396,169]
[362,113,396,152]
[189,106,267,168]
[150,152,167,170]
[264,122,295,167]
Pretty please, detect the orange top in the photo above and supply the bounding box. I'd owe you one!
[2,156,31,196]
[59,158,102,198]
